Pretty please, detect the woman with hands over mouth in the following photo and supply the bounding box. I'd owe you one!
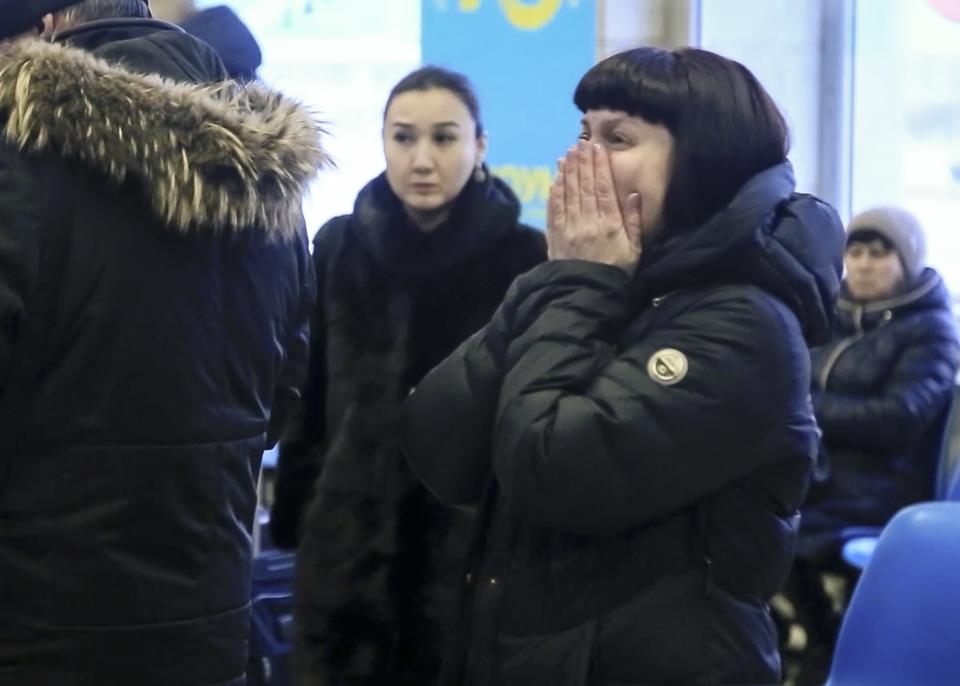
[548,141,644,272]
[402,47,846,686]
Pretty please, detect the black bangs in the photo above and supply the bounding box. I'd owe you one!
[573,48,682,128]
[572,47,790,233]
[846,230,895,252]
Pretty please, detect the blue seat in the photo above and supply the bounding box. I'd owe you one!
[840,536,877,570]
[826,502,960,686]
[840,386,960,569]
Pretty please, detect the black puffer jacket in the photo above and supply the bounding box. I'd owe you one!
[270,172,546,685]
[402,163,845,685]
[802,270,959,542]
[0,22,325,686]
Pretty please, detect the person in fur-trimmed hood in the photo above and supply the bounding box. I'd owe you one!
[0,2,327,684]
[269,66,546,685]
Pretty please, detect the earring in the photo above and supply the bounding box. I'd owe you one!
[473,164,487,183]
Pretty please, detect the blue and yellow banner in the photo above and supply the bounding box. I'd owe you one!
[422,0,597,227]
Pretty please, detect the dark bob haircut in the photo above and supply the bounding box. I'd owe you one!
[574,47,789,233]
[384,65,484,139]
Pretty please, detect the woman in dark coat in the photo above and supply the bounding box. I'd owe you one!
[401,48,845,686]
[785,206,959,684]
[269,66,546,685]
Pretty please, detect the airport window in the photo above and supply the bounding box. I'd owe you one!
[197,0,421,236]
[851,0,960,286]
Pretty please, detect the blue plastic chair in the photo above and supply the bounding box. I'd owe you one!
[826,502,960,686]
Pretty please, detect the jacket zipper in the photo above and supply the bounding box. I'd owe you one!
[818,306,864,390]
[651,290,680,308]
[821,291,905,390]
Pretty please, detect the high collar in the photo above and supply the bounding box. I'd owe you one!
[835,268,950,332]
[51,18,226,84]
[53,18,185,51]
[351,170,521,281]
[633,162,845,346]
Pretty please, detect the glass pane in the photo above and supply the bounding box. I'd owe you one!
[196,1,421,237]
[852,1,960,289]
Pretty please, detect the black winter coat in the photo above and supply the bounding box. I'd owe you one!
[402,163,845,685]
[270,173,546,685]
[0,22,325,686]
[802,269,959,547]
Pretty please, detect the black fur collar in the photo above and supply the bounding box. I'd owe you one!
[352,171,521,280]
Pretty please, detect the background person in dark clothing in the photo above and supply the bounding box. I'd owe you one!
[269,67,546,686]
[151,0,262,81]
[0,1,327,683]
[401,47,845,686]
[0,0,72,40]
[782,206,959,685]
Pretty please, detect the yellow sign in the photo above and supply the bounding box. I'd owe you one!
[457,0,564,31]
[492,164,554,206]
[500,0,563,30]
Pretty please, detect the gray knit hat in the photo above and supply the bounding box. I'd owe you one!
[847,206,927,280]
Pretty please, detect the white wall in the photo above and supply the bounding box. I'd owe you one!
[851,0,960,288]
[700,0,825,194]
[600,0,696,55]
[598,0,828,196]
[197,0,421,235]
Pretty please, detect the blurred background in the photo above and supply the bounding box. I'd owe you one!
[160,0,959,290]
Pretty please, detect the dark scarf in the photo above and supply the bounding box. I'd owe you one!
[317,170,525,496]
[351,169,519,281]
[296,172,527,682]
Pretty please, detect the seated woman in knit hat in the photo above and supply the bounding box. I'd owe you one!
[781,206,960,684]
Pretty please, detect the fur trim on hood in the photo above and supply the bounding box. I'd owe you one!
[0,38,329,240]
